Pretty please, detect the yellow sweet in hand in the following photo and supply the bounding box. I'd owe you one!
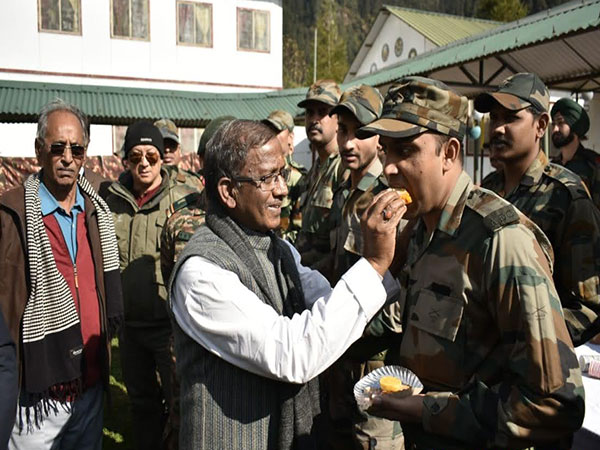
[379,376,409,393]
[394,188,413,205]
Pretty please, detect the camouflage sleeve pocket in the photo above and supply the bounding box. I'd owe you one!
[313,185,334,209]
[515,274,564,393]
[410,289,464,342]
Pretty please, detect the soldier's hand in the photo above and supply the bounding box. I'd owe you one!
[368,393,424,423]
[361,189,407,277]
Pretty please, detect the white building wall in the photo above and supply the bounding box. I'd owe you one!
[0,0,283,157]
[355,15,435,78]
[0,0,282,92]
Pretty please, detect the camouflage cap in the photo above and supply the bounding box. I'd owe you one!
[356,76,468,140]
[297,79,341,108]
[197,116,236,157]
[474,72,549,113]
[329,84,384,126]
[154,118,180,144]
[263,109,295,132]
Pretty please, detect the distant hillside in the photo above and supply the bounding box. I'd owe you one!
[282,0,573,87]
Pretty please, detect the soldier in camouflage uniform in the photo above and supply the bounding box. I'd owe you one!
[357,77,584,449]
[324,84,405,449]
[295,79,347,270]
[262,109,306,244]
[477,73,600,346]
[550,97,600,209]
[154,118,204,192]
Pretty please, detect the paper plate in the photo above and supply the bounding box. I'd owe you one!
[354,365,423,411]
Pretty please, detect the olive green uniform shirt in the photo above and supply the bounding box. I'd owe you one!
[382,171,584,448]
[297,152,347,268]
[483,151,600,345]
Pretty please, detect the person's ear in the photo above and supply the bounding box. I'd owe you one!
[442,137,460,171]
[34,138,42,160]
[535,112,550,140]
[217,177,237,209]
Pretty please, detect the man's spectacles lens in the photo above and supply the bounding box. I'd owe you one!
[49,142,86,159]
[234,168,290,191]
[129,151,160,165]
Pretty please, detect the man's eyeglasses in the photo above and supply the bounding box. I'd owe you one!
[128,150,161,165]
[43,141,86,159]
[233,167,290,192]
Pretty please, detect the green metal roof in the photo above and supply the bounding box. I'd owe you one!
[385,5,500,46]
[0,80,307,126]
[351,0,600,90]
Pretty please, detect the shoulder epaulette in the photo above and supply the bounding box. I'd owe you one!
[176,171,187,183]
[545,163,590,200]
[289,159,307,174]
[167,192,202,217]
[466,188,520,232]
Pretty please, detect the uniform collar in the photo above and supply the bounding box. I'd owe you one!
[355,158,383,192]
[520,150,548,187]
[436,171,472,237]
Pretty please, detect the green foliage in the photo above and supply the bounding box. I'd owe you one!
[103,338,134,449]
[282,0,573,87]
[477,0,528,21]
[311,0,349,83]
[283,35,309,87]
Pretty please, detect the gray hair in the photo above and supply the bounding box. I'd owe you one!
[36,98,90,145]
[204,119,276,211]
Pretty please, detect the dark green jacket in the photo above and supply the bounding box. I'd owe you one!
[106,169,193,326]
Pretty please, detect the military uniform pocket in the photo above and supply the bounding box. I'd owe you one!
[313,185,334,209]
[409,288,464,342]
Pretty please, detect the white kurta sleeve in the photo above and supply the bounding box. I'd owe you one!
[171,253,387,384]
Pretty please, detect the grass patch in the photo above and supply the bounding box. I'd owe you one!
[103,338,134,449]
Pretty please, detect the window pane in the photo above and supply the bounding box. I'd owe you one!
[194,4,211,45]
[253,11,269,51]
[131,0,148,39]
[178,3,194,44]
[238,9,253,49]
[112,0,130,37]
[61,0,79,33]
[40,0,60,31]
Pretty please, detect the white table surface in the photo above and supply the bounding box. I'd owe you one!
[576,343,600,436]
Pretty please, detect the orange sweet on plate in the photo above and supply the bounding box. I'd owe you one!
[379,376,409,393]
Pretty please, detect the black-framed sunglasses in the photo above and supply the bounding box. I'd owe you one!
[43,141,86,159]
[233,167,290,192]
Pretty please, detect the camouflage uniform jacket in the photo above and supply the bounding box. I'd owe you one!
[165,165,204,192]
[297,152,347,266]
[160,191,206,283]
[552,143,600,210]
[384,171,584,448]
[482,151,600,345]
[330,158,388,283]
[279,158,306,244]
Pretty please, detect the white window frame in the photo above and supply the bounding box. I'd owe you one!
[38,0,82,35]
[176,1,213,48]
[110,0,150,41]
[236,7,270,53]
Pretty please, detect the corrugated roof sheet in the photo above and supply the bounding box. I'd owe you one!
[351,0,600,90]
[0,81,307,126]
[385,5,500,46]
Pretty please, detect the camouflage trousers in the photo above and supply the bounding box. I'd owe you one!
[323,359,404,450]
